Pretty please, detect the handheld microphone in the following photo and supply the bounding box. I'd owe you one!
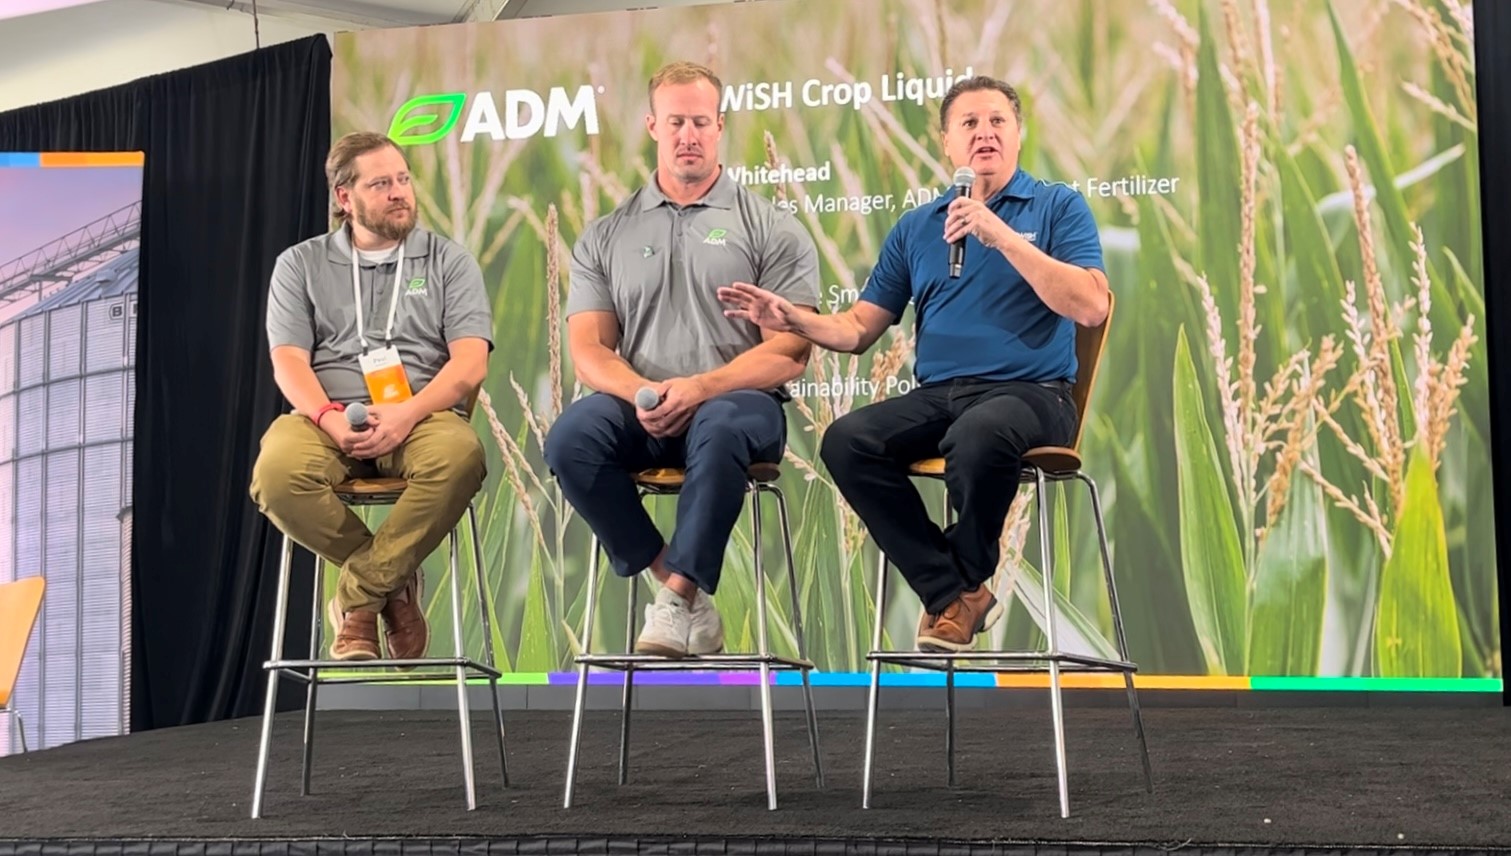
[346,402,371,432]
[635,387,662,411]
[949,166,975,279]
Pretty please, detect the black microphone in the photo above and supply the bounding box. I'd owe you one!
[346,401,371,432]
[948,166,976,279]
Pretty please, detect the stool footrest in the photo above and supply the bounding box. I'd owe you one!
[265,657,502,679]
[868,650,1135,673]
[576,652,815,671]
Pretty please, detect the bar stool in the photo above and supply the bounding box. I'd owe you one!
[250,481,508,818]
[861,292,1152,817]
[0,577,45,754]
[562,462,823,810]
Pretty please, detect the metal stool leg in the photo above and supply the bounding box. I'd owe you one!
[946,662,957,786]
[750,486,778,810]
[941,498,956,788]
[448,529,478,810]
[862,548,887,809]
[563,537,601,808]
[251,532,296,819]
[466,504,509,786]
[300,551,323,795]
[13,711,26,753]
[1079,472,1152,793]
[1035,469,1070,818]
[771,484,823,788]
[618,574,637,785]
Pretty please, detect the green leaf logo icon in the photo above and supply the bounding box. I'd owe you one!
[388,93,467,146]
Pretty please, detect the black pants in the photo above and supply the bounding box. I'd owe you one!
[820,378,1078,614]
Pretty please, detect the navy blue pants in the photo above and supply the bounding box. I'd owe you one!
[543,390,786,594]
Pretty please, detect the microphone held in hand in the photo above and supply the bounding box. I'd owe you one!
[949,166,975,279]
[635,386,661,411]
[346,401,371,432]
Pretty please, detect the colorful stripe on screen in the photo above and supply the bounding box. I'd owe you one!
[0,152,145,168]
[377,672,1502,692]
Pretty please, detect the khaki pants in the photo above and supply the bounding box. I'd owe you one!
[249,412,485,613]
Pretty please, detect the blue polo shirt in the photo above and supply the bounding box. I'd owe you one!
[858,168,1104,385]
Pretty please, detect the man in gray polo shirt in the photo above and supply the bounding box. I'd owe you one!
[543,61,820,657]
[250,131,493,662]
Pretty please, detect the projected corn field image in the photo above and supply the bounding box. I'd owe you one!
[330,0,1494,680]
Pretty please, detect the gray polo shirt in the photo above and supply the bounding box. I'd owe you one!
[266,226,494,408]
[567,169,820,382]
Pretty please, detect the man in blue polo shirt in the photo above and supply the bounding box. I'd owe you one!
[718,75,1109,652]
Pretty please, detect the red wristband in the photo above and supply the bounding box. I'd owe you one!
[311,401,345,428]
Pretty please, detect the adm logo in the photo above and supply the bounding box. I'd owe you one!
[387,86,602,146]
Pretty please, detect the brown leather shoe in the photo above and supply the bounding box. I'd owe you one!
[916,585,1005,652]
[381,571,429,665]
[326,601,380,660]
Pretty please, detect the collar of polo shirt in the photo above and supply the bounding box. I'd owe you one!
[326,225,433,266]
[931,166,1037,213]
[638,167,740,212]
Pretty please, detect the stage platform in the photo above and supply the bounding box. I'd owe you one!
[3,705,1509,855]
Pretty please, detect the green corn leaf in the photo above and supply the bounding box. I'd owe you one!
[1247,448,1329,676]
[1008,559,1118,662]
[1274,141,1346,343]
[1053,485,1071,601]
[1390,338,1417,444]
[1097,419,1204,675]
[1172,327,1249,675]
[1443,248,1486,328]
[515,547,558,671]
[1195,5,1243,313]
[1374,447,1461,677]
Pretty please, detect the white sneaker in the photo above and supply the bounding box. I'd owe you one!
[688,589,725,655]
[634,587,691,657]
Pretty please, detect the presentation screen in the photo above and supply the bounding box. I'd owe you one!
[331,0,1495,692]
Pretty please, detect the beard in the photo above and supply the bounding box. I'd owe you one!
[353,197,415,242]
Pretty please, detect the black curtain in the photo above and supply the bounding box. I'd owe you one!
[0,35,331,730]
[1473,0,1511,706]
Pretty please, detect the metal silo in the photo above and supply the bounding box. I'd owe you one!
[0,202,137,754]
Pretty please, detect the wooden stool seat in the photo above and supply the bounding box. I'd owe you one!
[631,462,781,489]
[332,477,409,499]
[905,447,1083,480]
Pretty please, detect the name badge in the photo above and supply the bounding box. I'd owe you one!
[358,346,413,404]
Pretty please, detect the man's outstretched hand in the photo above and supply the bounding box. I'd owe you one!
[718,282,804,333]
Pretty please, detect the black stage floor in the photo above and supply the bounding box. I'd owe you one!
[2,706,1509,854]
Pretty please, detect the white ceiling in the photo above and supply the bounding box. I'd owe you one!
[0,0,765,111]
[0,0,112,22]
[0,0,755,29]
[151,0,753,29]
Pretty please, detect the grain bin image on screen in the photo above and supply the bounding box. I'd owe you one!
[0,201,137,754]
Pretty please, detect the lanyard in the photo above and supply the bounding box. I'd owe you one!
[350,237,405,353]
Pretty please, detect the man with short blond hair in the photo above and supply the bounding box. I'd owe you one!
[250,131,494,662]
[647,61,724,108]
[544,61,819,658]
